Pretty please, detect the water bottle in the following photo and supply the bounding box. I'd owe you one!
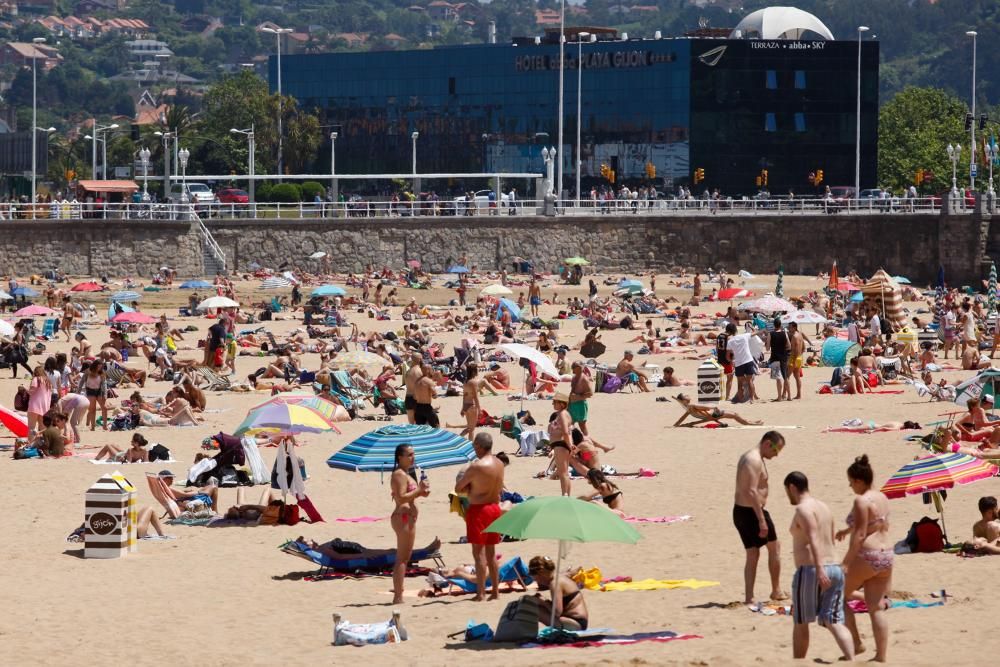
[419,468,428,494]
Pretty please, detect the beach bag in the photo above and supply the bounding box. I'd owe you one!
[218,465,240,488]
[13,387,29,411]
[148,444,171,462]
[492,594,540,643]
[601,375,623,393]
[280,503,300,526]
[908,516,944,553]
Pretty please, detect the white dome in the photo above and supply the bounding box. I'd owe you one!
[730,7,835,41]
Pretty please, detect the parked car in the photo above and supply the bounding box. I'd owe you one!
[929,190,976,208]
[167,183,216,208]
[215,187,249,204]
[451,189,511,214]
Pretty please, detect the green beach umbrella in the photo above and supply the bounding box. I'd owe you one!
[989,262,997,315]
[485,496,641,627]
[564,256,590,266]
[775,265,784,298]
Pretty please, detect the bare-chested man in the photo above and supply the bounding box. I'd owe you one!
[734,431,786,605]
[403,352,424,423]
[615,350,651,392]
[454,433,505,600]
[784,471,854,661]
[413,362,440,428]
[971,496,1000,554]
[787,322,806,400]
[528,279,542,317]
[568,361,593,435]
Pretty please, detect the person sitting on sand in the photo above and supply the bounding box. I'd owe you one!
[615,350,651,392]
[842,358,871,395]
[969,496,1000,555]
[571,428,614,470]
[578,469,623,511]
[94,433,161,462]
[658,366,693,387]
[672,393,763,427]
[157,469,218,510]
[961,345,991,371]
[528,555,589,631]
[157,388,201,426]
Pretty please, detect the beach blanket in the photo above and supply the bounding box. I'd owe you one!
[334,516,387,523]
[600,578,719,592]
[847,599,943,613]
[623,515,691,524]
[696,424,802,430]
[90,459,178,465]
[521,630,702,649]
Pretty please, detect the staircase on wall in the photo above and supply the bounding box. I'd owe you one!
[192,209,227,276]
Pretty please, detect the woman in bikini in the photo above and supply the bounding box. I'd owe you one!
[547,394,576,496]
[80,361,108,431]
[458,365,497,440]
[528,555,589,630]
[390,443,429,604]
[578,469,623,512]
[836,454,893,662]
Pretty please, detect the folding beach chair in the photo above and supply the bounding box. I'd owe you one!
[332,370,371,403]
[279,540,444,577]
[145,472,181,519]
[41,318,57,339]
[104,362,128,388]
[191,365,232,391]
[444,557,534,595]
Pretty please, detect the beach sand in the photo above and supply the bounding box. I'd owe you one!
[1,272,996,665]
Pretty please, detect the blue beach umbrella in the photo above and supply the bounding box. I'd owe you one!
[447,265,470,274]
[850,291,864,302]
[11,287,38,297]
[327,424,476,472]
[497,298,521,321]
[110,291,140,301]
[311,284,346,297]
[180,280,212,289]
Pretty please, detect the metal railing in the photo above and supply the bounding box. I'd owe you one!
[192,208,227,273]
[0,195,963,221]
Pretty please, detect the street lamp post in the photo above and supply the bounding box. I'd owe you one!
[90,122,118,180]
[947,143,961,199]
[575,32,594,209]
[260,26,292,180]
[985,140,996,199]
[178,147,190,214]
[967,30,977,191]
[139,146,151,202]
[154,130,176,197]
[30,37,45,215]
[556,1,565,209]
[854,26,869,204]
[329,131,337,210]
[229,125,255,202]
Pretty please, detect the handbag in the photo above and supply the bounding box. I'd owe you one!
[218,465,239,488]
[280,503,300,526]
[492,594,540,643]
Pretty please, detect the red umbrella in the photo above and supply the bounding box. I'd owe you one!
[70,281,103,292]
[715,288,753,301]
[836,281,859,292]
[111,312,157,324]
[0,404,28,437]
[13,305,56,317]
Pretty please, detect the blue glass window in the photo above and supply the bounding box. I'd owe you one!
[766,70,777,89]
[794,113,806,132]
[765,113,777,132]
[794,70,806,89]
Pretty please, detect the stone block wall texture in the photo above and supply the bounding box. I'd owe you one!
[0,214,988,284]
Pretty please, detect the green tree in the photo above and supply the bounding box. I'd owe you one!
[878,87,967,193]
[284,108,321,174]
[201,71,279,172]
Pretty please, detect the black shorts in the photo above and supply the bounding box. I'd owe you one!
[733,504,776,549]
[404,394,416,410]
[413,402,439,428]
[85,387,102,398]
[735,361,756,377]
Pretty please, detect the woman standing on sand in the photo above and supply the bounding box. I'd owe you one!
[80,361,109,431]
[390,444,429,604]
[26,365,52,434]
[836,455,892,662]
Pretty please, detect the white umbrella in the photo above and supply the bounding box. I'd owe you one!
[480,283,513,297]
[261,276,292,290]
[0,320,14,336]
[740,294,797,314]
[197,296,240,310]
[780,310,828,325]
[310,251,327,260]
[500,343,560,380]
[0,290,12,301]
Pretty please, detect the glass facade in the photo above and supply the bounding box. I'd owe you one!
[276,36,877,195]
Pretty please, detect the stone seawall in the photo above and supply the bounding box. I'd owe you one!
[0,220,203,277]
[206,213,987,285]
[0,213,989,283]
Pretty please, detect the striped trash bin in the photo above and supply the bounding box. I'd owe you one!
[84,471,136,559]
[918,328,939,350]
[697,359,722,404]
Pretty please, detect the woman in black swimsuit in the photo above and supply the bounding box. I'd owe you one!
[579,469,623,511]
[528,555,589,630]
[547,394,574,496]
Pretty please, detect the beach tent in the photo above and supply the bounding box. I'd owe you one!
[953,368,1000,406]
[861,269,905,329]
[821,337,861,367]
[497,298,521,322]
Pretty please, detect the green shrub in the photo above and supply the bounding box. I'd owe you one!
[301,181,326,201]
[255,182,273,201]
[269,183,302,202]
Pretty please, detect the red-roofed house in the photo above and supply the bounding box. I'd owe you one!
[535,9,561,25]
[335,32,369,48]
[0,41,62,70]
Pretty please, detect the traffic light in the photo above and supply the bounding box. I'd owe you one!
[814,169,823,185]
[914,168,924,185]
[980,114,988,131]
[965,113,974,132]
[694,167,704,184]
[761,169,768,186]
[645,162,656,179]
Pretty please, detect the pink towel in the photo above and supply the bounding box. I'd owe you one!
[334,516,387,523]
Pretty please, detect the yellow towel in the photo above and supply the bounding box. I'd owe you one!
[600,578,720,592]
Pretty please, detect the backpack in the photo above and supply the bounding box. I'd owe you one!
[601,375,623,393]
[906,516,944,553]
[492,594,541,643]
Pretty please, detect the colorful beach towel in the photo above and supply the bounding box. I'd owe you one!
[600,578,719,592]
[623,515,691,524]
[522,630,702,649]
[847,599,943,613]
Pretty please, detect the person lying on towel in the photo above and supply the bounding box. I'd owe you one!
[295,536,442,564]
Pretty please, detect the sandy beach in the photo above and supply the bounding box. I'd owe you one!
[1,271,997,666]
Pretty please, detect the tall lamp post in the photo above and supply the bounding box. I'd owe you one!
[30,36,45,214]
[90,122,118,180]
[329,130,337,207]
[229,125,255,202]
[985,139,996,198]
[410,131,418,174]
[854,26,869,203]
[575,32,594,209]
[178,147,190,207]
[139,146,151,202]
[556,1,565,208]
[967,30,977,191]
[947,143,961,198]
[260,26,292,180]
[154,129,176,197]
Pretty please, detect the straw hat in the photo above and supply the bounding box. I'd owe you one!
[552,392,569,404]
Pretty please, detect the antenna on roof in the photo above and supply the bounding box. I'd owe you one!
[698,16,709,28]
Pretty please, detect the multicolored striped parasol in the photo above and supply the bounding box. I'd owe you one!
[326,424,475,471]
[234,400,342,435]
[880,453,998,499]
[775,265,784,298]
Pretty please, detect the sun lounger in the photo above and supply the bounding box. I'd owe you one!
[145,472,181,519]
[445,556,533,594]
[191,365,232,391]
[279,539,443,575]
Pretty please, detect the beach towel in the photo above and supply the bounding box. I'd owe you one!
[334,516,387,523]
[241,436,269,484]
[600,579,719,592]
[90,458,179,465]
[623,515,691,524]
[847,599,943,613]
[521,630,702,649]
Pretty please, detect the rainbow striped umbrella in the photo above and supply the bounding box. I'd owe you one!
[234,401,342,436]
[880,453,998,499]
[254,393,345,422]
[327,424,475,472]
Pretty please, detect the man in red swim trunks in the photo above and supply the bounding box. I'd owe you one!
[455,432,505,601]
